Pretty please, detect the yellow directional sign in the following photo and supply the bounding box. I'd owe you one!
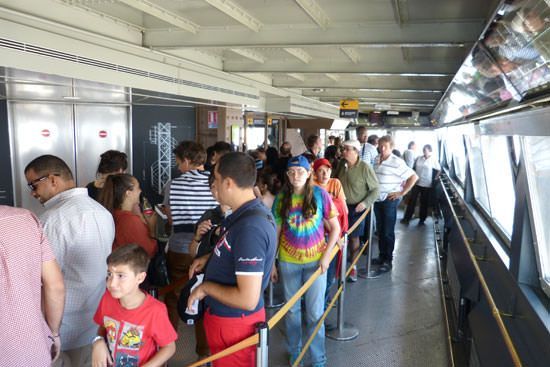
[339,99,359,118]
[267,117,273,126]
[246,116,253,125]
[340,99,359,110]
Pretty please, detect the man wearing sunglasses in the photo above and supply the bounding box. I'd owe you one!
[24,155,114,367]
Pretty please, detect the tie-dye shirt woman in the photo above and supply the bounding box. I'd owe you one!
[272,185,338,263]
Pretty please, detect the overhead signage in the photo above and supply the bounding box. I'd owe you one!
[339,99,359,118]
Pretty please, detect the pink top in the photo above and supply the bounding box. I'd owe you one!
[0,206,56,367]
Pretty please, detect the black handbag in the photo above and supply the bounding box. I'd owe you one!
[146,240,170,287]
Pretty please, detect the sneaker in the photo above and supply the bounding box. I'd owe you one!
[371,257,384,266]
[379,261,392,273]
[400,218,410,225]
[347,265,358,282]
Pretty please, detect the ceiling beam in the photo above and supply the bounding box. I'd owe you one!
[203,0,263,32]
[157,42,467,50]
[223,60,460,74]
[294,0,330,29]
[117,0,198,34]
[340,47,360,63]
[287,73,306,81]
[325,73,340,82]
[144,20,485,47]
[283,48,312,64]
[230,48,266,63]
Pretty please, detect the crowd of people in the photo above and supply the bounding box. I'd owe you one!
[1,126,443,367]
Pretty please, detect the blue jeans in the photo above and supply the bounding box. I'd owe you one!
[280,260,327,366]
[374,198,400,262]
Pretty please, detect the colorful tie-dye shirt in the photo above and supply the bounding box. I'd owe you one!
[272,185,338,264]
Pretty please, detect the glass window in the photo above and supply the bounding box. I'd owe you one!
[446,124,474,183]
[393,130,439,160]
[466,134,491,212]
[245,125,265,150]
[480,136,516,238]
[523,136,550,297]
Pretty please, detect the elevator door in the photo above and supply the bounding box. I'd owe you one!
[10,102,75,216]
[75,105,130,186]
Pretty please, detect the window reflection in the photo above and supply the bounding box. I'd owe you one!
[446,124,474,184]
[480,136,516,238]
[466,135,491,213]
[523,136,550,296]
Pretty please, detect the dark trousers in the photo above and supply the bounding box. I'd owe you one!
[403,185,431,222]
[374,199,400,262]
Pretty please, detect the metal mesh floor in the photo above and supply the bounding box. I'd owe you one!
[168,212,450,367]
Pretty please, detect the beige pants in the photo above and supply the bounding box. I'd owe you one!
[52,344,92,367]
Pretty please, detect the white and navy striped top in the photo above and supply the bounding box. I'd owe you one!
[169,170,218,227]
[167,170,218,253]
[374,154,416,201]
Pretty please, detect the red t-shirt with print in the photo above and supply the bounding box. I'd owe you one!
[93,291,177,366]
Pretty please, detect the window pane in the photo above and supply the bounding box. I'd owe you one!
[446,124,474,183]
[523,136,550,296]
[480,136,516,238]
[393,130,439,160]
[466,135,491,212]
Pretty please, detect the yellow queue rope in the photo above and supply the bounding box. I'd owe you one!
[186,208,371,367]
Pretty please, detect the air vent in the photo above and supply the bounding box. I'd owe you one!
[0,37,258,101]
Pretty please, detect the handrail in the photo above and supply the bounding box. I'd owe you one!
[185,207,371,367]
[439,179,522,367]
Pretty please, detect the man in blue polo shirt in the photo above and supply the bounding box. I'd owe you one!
[187,152,277,367]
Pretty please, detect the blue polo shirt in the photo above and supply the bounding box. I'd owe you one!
[204,198,277,317]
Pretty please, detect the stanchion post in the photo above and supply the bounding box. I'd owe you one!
[265,279,284,309]
[327,234,359,341]
[366,205,380,278]
[256,322,269,367]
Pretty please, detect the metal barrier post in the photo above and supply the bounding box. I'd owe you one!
[256,322,269,367]
[265,279,284,309]
[366,206,380,278]
[326,234,359,341]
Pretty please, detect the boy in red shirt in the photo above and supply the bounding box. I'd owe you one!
[92,244,177,366]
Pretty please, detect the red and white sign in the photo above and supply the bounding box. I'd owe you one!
[208,111,218,129]
[99,130,108,138]
[41,129,50,137]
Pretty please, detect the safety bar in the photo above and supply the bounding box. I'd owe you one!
[183,207,371,367]
[439,179,522,367]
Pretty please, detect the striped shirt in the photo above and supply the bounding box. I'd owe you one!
[0,206,56,366]
[167,170,217,253]
[39,188,114,350]
[360,143,378,166]
[374,154,416,201]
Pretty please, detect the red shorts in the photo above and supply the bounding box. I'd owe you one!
[204,308,266,367]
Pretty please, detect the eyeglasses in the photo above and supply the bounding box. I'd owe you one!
[27,174,59,191]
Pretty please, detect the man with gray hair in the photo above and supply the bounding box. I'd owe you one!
[24,155,114,367]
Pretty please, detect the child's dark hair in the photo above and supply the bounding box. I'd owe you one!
[97,150,128,175]
[107,244,149,274]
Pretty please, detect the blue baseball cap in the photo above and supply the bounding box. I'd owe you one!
[287,155,311,171]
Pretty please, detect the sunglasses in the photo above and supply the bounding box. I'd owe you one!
[27,174,59,191]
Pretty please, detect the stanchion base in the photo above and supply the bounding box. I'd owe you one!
[326,323,359,341]
[358,268,382,279]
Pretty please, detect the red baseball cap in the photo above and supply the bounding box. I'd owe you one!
[313,158,332,171]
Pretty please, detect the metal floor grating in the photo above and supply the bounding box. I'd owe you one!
[168,212,450,367]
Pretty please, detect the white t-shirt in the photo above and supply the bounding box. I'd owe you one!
[414,155,441,187]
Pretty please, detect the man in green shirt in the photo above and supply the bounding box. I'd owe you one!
[334,140,380,281]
